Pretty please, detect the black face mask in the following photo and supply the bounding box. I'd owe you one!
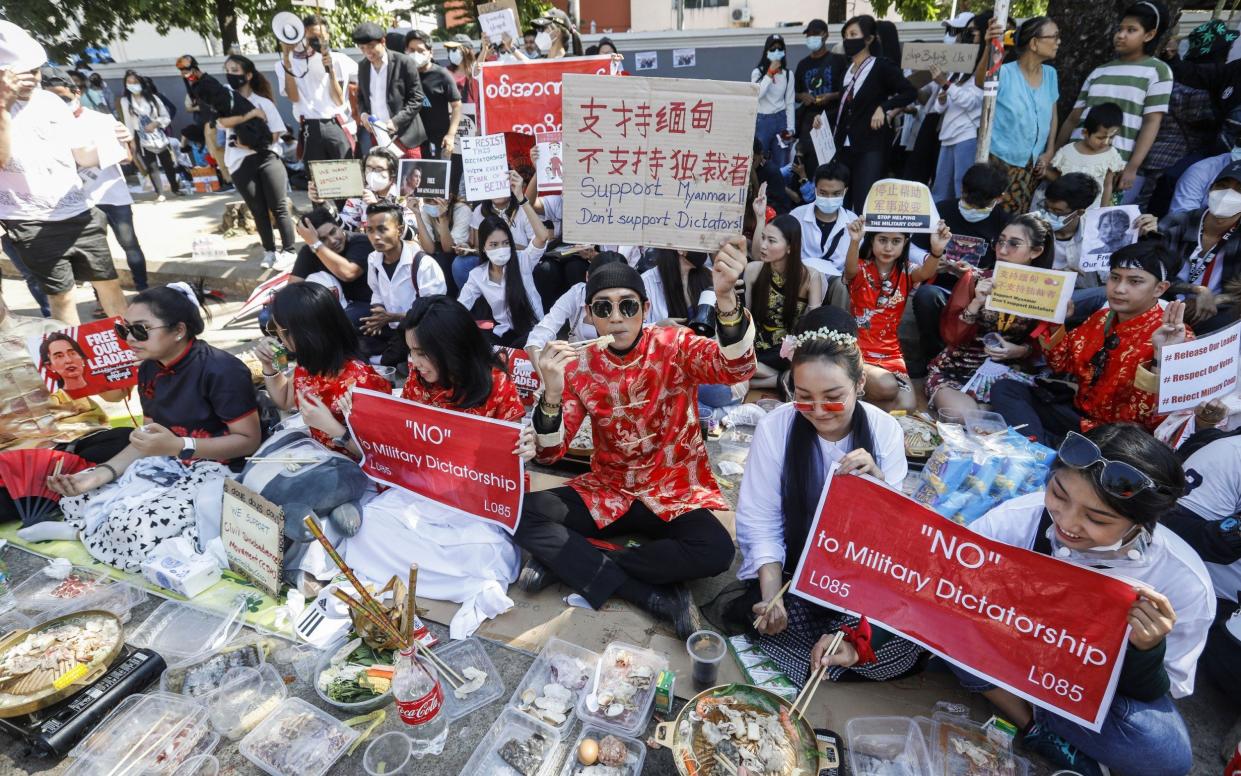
[843,38,868,57]
[686,253,709,269]
[226,73,247,90]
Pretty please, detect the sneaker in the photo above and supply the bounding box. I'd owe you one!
[155,194,166,203]
[260,251,277,269]
[517,556,558,593]
[644,583,704,641]
[273,249,298,272]
[1021,721,1106,776]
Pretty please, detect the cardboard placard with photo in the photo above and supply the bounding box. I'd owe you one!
[398,159,451,199]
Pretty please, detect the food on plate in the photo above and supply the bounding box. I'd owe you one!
[0,614,119,705]
[317,640,394,704]
[675,686,817,776]
[498,732,549,776]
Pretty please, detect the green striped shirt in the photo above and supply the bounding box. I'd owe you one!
[1071,57,1173,163]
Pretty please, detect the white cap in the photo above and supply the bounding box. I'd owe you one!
[944,12,975,29]
[0,21,47,73]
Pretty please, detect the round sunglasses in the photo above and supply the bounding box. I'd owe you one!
[1057,431,1157,499]
[114,321,170,341]
[589,298,642,319]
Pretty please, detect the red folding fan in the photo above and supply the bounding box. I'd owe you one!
[0,449,92,526]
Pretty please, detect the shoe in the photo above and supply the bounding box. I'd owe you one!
[1021,721,1106,776]
[646,583,704,640]
[273,249,298,272]
[517,555,557,593]
[155,194,166,203]
[260,251,277,269]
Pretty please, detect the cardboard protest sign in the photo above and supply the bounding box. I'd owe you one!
[477,0,521,46]
[309,159,364,200]
[1157,321,1241,413]
[902,43,981,73]
[791,474,1135,731]
[862,179,940,233]
[221,479,284,597]
[460,133,511,201]
[534,131,563,194]
[27,318,138,400]
[398,159,451,199]
[985,261,1076,323]
[479,56,613,136]
[348,388,526,533]
[495,346,541,407]
[809,111,835,166]
[561,74,759,251]
[1080,205,1140,273]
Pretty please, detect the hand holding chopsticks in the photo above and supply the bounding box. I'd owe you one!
[751,579,791,633]
[790,632,844,719]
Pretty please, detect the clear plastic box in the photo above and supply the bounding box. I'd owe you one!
[963,409,1007,437]
[207,664,288,740]
[171,754,219,776]
[846,716,932,776]
[508,637,599,734]
[460,707,562,776]
[438,636,505,722]
[10,566,112,614]
[238,697,359,776]
[67,691,218,775]
[159,642,267,698]
[575,641,669,738]
[127,599,244,666]
[312,636,393,714]
[558,726,646,776]
[929,713,1030,776]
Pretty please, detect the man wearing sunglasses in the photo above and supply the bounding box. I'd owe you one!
[513,239,755,639]
[991,241,1189,445]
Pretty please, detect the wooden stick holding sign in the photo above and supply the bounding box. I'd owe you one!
[974,0,1012,163]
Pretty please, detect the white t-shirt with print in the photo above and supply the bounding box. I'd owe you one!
[0,91,92,222]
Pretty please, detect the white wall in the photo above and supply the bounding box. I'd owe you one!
[627,0,892,33]
[104,22,221,63]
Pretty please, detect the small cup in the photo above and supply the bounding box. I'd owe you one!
[364,731,413,776]
[686,629,727,691]
[981,332,1004,351]
[374,365,397,385]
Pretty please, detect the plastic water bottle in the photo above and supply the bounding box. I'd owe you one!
[392,647,448,757]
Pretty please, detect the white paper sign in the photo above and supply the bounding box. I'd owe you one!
[1080,205,1140,273]
[478,0,520,44]
[460,133,510,201]
[220,479,284,598]
[534,130,562,194]
[634,51,657,71]
[673,48,696,68]
[810,111,835,165]
[1157,321,1241,413]
[96,121,128,169]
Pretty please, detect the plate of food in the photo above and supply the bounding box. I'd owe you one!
[0,610,123,717]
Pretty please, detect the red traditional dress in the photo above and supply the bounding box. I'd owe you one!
[1044,304,1192,432]
[535,321,757,528]
[401,368,525,422]
[293,359,390,454]
[848,260,910,374]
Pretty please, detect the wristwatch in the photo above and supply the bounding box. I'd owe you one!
[309,240,324,253]
[332,427,352,448]
[178,436,197,462]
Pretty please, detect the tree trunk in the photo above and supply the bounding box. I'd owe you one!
[214,0,238,53]
[828,0,848,24]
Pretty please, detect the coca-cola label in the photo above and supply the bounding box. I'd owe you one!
[397,683,444,726]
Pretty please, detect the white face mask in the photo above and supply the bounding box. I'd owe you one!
[1208,188,1241,219]
[535,31,552,53]
[424,204,441,218]
[768,49,785,61]
[448,49,463,65]
[943,31,958,44]
[365,171,390,191]
[411,52,431,68]
[805,36,824,52]
[487,246,512,266]
[126,83,142,95]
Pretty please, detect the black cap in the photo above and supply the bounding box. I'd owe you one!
[803,19,829,36]
[351,22,386,45]
[1214,160,1241,185]
[585,262,647,303]
[39,64,72,89]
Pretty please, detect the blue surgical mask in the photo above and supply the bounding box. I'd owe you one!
[1231,146,1241,162]
[805,36,824,52]
[815,196,844,214]
[958,201,994,223]
[1038,209,1070,231]
[768,49,785,61]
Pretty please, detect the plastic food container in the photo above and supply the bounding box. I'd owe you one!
[575,641,669,738]
[717,426,754,464]
[929,713,1029,776]
[363,731,413,776]
[559,726,646,776]
[312,636,394,713]
[10,566,112,614]
[963,409,1007,437]
[207,664,288,740]
[160,642,266,698]
[846,716,931,776]
[508,637,598,734]
[239,697,359,776]
[461,707,562,776]
[171,754,220,776]
[67,691,218,775]
[127,599,245,666]
[438,636,505,722]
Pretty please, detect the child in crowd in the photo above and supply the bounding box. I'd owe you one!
[1047,102,1126,207]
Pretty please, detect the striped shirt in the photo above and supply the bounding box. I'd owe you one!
[1071,57,1173,164]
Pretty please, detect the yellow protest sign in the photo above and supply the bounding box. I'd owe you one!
[985,261,1077,324]
[862,178,939,233]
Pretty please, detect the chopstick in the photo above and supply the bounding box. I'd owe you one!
[752,579,792,630]
[414,641,466,688]
[569,334,615,351]
[712,754,739,776]
[103,712,171,776]
[789,632,844,718]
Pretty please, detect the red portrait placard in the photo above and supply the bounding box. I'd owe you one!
[27,317,139,399]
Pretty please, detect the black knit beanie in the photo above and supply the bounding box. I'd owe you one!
[584,261,647,303]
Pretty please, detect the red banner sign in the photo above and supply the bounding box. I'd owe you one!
[479,56,613,136]
[347,388,525,533]
[494,346,540,407]
[27,317,139,399]
[791,475,1136,731]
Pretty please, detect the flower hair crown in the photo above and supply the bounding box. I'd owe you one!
[779,328,858,360]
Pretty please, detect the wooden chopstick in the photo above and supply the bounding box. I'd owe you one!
[569,334,615,351]
[752,579,792,630]
[712,754,739,776]
[102,712,171,776]
[790,632,844,718]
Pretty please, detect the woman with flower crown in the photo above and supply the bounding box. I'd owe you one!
[734,305,919,684]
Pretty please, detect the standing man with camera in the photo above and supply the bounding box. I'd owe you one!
[275,14,357,163]
[352,22,425,159]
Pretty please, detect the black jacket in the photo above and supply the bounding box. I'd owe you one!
[1157,208,1241,291]
[831,56,916,153]
[356,50,427,149]
[188,74,270,150]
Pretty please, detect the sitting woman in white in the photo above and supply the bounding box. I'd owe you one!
[525,251,630,360]
[735,305,912,684]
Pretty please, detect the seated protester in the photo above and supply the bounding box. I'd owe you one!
[910,162,1013,376]
[527,251,627,357]
[641,249,716,325]
[950,424,1211,776]
[415,195,469,294]
[456,172,538,289]
[343,295,536,637]
[288,207,375,334]
[1169,150,1231,215]
[927,215,1056,417]
[735,305,914,683]
[362,203,448,366]
[843,217,948,411]
[45,287,262,571]
[319,148,400,232]
[747,198,826,389]
[1142,160,1241,334]
[458,200,552,348]
[786,160,859,306]
[514,251,756,639]
[752,138,798,216]
[1038,173,1109,325]
[256,283,388,457]
[990,242,1188,445]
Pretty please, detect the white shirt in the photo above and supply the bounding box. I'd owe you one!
[539,194,563,238]
[641,266,717,323]
[367,52,392,126]
[470,205,535,247]
[224,94,287,175]
[750,67,795,132]
[0,90,92,222]
[971,491,1215,699]
[275,51,357,124]
[938,80,983,147]
[457,242,547,336]
[735,401,907,580]
[72,108,132,208]
[790,203,859,278]
[1179,436,1241,602]
[366,243,447,328]
[526,282,595,352]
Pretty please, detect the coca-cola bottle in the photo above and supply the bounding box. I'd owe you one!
[392,647,448,756]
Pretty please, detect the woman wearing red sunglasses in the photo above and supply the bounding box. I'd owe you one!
[734,305,911,686]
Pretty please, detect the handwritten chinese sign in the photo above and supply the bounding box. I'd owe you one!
[221,479,284,597]
[561,74,759,251]
[986,261,1076,324]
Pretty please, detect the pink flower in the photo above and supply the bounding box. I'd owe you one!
[779,336,798,361]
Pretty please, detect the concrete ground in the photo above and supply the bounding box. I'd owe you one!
[0,191,1236,774]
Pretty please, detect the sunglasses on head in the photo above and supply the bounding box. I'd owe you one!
[114,321,170,342]
[793,400,846,414]
[1057,431,1157,499]
[589,298,642,319]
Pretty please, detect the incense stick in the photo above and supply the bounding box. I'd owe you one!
[402,564,418,641]
[304,514,392,624]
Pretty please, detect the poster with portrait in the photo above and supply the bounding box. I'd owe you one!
[26,318,139,400]
[533,130,562,194]
[398,159,451,199]
[1079,205,1140,273]
[634,51,657,71]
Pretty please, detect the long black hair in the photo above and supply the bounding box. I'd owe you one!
[1004,213,1055,269]
[780,306,876,565]
[755,33,787,74]
[478,215,538,335]
[842,15,882,57]
[1050,423,1185,526]
[402,295,506,408]
[654,249,712,320]
[480,192,520,223]
[1122,0,1170,55]
[122,69,157,107]
[751,214,807,334]
[269,283,361,377]
[225,54,274,101]
[860,231,913,284]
